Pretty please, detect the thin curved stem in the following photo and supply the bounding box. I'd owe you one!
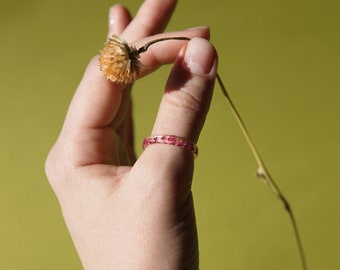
[137,37,190,54]
[216,73,307,270]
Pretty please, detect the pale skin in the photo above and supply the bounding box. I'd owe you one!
[45,0,218,269]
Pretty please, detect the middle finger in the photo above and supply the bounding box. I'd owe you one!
[122,0,178,42]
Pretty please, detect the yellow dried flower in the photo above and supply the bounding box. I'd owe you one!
[98,35,141,84]
[99,35,190,84]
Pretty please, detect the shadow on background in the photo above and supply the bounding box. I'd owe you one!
[1,0,339,269]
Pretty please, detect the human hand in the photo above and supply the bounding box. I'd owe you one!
[45,1,217,269]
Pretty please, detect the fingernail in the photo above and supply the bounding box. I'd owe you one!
[109,6,116,26]
[109,4,122,27]
[184,38,215,75]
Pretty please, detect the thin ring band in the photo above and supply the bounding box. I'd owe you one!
[142,135,198,158]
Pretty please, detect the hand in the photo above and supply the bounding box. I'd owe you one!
[45,1,218,269]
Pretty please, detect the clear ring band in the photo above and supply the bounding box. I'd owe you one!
[142,134,198,158]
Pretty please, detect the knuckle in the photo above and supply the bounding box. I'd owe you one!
[165,76,213,114]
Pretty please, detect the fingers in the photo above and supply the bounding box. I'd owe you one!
[122,0,177,41]
[59,1,210,169]
[142,38,218,159]
[63,0,206,133]
[64,27,210,134]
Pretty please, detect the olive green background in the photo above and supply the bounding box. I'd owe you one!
[1,0,339,269]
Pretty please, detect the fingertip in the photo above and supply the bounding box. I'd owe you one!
[184,37,217,75]
[165,38,217,92]
[108,4,132,36]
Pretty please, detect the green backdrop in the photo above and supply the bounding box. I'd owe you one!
[1,0,339,269]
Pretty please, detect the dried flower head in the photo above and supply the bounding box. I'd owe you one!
[99,35,191,84]
[98,35,141,84]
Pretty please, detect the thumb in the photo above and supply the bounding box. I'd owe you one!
[143,37,218,160]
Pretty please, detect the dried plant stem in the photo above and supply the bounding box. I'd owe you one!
[137,37,190,54]
[216,73,307,270]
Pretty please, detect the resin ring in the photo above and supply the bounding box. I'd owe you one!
[142,135,198,158]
